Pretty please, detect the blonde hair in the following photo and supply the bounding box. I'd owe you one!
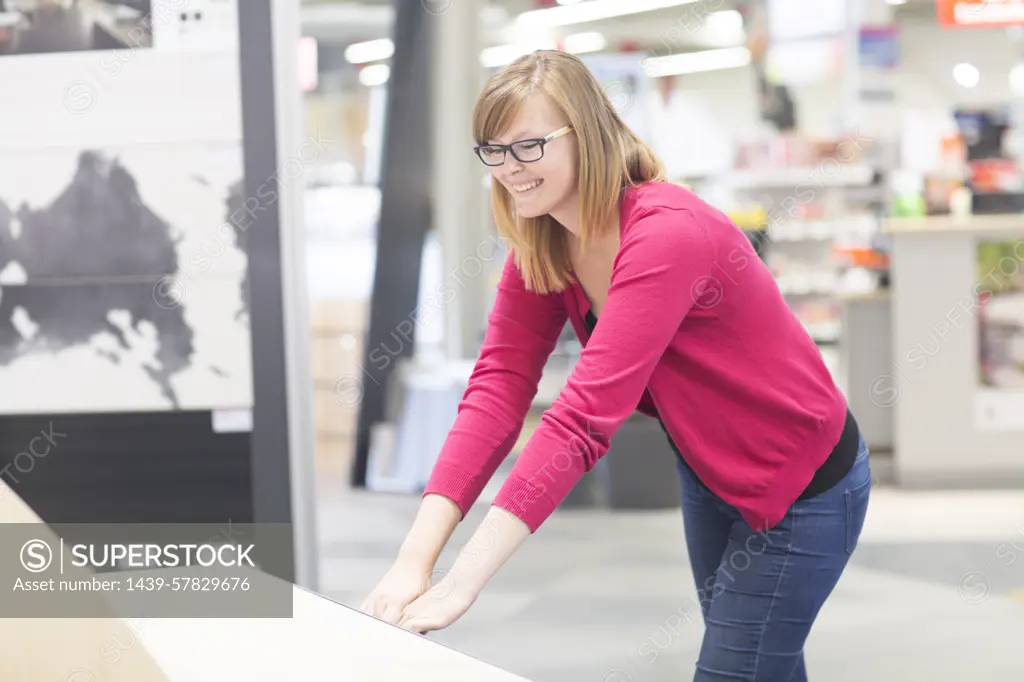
[473,50,666,294]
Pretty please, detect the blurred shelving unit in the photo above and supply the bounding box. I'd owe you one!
[699,135,897,387]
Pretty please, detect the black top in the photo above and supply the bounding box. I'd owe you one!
[584,309,859,500]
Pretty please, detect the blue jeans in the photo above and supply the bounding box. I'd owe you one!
[677,437,871,681]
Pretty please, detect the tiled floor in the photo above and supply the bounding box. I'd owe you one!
[314,465,1024,682]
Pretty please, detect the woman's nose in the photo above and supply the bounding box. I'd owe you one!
[504,151,525,170]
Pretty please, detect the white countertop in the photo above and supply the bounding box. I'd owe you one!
[0,488,531,682]
[130,579,532,682]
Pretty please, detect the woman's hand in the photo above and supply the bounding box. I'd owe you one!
[397,573,477,635]
[361,494,464,624]
[359,560,436,625]
[396,505,530,634]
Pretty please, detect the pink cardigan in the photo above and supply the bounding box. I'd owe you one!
[423,181,848,533]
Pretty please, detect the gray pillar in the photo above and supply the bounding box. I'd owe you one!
[432,0,487,361]
[239,0,319,590]
[352,0,435,487]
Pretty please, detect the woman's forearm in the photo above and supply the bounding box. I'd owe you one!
[444,505,532,596]
[396,493,464,569]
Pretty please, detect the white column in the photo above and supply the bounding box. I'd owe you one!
[432,0,486,361]
[271,0,319,592]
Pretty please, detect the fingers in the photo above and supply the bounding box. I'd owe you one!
[400,617,424,634]
[397,600,442,636]
[396,601,415,628]
[358,596,406,625]
[358,597,378,617]
[380,602,404,625]
[397,609,426,634]
[400,616,438,635]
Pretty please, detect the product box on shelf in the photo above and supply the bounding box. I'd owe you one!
[734,132,872,172]
[309,298,369,336]
[309,297,368,478]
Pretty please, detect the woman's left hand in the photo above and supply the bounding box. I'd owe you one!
[397,573,476,635]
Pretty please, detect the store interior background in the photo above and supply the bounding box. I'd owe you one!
[0,0,1021,679]
[301,0,1024,484]
[294,1,1024,680]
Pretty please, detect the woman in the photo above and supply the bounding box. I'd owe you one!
[361,50,871,681]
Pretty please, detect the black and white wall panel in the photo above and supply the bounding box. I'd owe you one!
[0,0,314,587]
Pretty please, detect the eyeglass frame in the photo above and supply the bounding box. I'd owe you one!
[473,125,575,167]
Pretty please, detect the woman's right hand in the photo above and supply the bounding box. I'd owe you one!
[359,560,436,625]
[360,493,464,624]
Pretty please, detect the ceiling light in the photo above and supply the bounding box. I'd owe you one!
[345,38,394,65]
[953,62,979,88]
[696,9,745,47]
[359,64,390,87]
[642,46,751,77]
[1011,63,1024,93]
[517,0,698,29]
[564,31,607,54]
[885,0,907,5]
[480,42,557,68]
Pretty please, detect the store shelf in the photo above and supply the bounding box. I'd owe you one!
[803,320,841,344]
[884,213,1024,235]
[775,271,840,295]
[728,165,876,190]
[769,215,878,242]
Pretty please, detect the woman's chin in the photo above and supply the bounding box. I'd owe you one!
[517,208,546,219]
[512,198,548,219]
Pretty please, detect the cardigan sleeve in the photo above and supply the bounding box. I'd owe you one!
[491,206,716,531]
[422,253,568,519]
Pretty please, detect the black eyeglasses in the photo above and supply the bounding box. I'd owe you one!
[473,125,574,167]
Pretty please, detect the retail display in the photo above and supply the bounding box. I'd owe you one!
[697,134,891,379]
[955,107,1024,214]
[976,238,1024,427]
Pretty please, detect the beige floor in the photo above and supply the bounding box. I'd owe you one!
[315,469,1024,682]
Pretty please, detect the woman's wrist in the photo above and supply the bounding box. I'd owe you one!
[395,542,440,572]
[443,505,532,596]
[395,493,464,571]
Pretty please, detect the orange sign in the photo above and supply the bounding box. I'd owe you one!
[937,0,1024,27]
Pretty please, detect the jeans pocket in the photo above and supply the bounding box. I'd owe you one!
[844,461,871,555]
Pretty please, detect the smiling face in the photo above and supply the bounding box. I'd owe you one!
[483,92,578,221]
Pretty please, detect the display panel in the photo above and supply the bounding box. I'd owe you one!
[0,143,251,414]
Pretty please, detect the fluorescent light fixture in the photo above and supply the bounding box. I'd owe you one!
[345,38,394,64]
[885,0,907,5]
[642,46,751,77]
[480,42,557,68]
[359,63,390,87]
[1011,63,1024,94]
[564,31,607,54]
[696,9,745,47]
[953,62,979,88]
[517,0,698,29]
